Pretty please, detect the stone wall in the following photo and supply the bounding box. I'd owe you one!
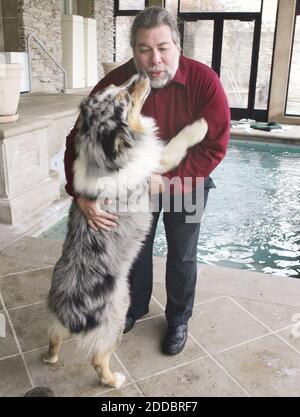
[1,0,127,90]
[94,0,115,79]
[115,15,134,63]
[21,0,63,92]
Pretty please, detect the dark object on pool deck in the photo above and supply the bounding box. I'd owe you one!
[250,121,282,131]
[24,386,54,397]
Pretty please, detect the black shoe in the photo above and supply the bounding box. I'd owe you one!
[123,316,136,334]
[163,324,188,355]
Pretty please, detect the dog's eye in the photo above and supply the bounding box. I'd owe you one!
[115,103,126,120]
[116,91,130,103]
[121,93,131,105]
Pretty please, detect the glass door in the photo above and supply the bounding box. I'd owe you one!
[220,18,256,111]
[177,0,281,122]
[183,20,214,67]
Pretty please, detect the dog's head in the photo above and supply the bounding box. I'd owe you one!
[76,72,151,170]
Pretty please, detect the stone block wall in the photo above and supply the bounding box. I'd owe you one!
[21,0,63,92]
[0,0,119,90]
[94,0,115,79]
[20,0,115,90]
[115,15,134,63]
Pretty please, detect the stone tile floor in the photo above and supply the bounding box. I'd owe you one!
[0,237,300,397]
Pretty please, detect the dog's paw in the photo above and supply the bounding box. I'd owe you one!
[113,372,126,389]
[42,352,58,364]
[185,118,208,146]
[101,372,126,388]
[158,156,175,173]
[198,117,208,135]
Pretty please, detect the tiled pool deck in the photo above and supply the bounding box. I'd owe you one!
[0,93,299,396]
[0,236,300,397]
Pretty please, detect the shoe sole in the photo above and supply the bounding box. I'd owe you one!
[162,341,187,356]
[123,321,135,334]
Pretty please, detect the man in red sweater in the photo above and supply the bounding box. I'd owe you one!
[64,7,230,355]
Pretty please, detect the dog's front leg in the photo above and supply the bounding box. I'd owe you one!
[92,350,125,388]
[159,118,208,173]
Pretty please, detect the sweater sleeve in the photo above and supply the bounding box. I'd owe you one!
[164,72,230,188]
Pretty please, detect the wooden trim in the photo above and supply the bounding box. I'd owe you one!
[148,0,165,7]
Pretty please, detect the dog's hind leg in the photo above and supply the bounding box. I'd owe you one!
[42,333,63,364]
[92,350,125,389]
[42,321,68,364]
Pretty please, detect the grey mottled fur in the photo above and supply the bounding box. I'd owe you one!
[45,73,207,370]
[47,74,161,357]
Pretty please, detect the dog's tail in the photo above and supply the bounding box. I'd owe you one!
[48,258,109,334]
[48,293,103,334]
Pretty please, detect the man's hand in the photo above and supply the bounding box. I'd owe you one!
[77,196,118,231]
[149,174,166,195]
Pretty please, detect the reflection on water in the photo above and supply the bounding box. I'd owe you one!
[42,141,300,279]
[153,141,300,278]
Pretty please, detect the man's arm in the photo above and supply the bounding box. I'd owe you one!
[163,72,230,185]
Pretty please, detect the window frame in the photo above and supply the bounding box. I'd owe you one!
[114,0,150,61]
[177,0,268,121]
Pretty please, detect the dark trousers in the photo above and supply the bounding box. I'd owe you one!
[127,181,211,327]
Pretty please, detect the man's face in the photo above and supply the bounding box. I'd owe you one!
[133,25,180,89]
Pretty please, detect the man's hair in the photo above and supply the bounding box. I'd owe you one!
[130,7,180,48]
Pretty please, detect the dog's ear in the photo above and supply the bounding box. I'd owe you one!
[114,135,127,154]
[99,127,118,159]
[100,124,134,160]
[114,126,134,154]
[79,99,94,134]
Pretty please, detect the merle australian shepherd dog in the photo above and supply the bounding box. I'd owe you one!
[43,73,208,388]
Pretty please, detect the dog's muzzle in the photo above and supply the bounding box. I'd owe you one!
[121,73,150,95]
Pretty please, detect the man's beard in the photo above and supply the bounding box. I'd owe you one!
[134,51,180,89]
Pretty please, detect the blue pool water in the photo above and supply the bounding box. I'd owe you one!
[42,140,300,278]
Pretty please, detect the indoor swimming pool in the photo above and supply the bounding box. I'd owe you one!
[41,140,300,278]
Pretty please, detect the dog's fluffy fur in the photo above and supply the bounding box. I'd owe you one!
[43,73,208,388]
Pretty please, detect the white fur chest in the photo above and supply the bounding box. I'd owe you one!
[73,116,163,200]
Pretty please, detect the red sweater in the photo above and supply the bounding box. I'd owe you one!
[64,55,230,197]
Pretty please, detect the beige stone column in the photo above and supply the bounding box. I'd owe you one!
[0,120,60,225]
[268,0,300,124]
